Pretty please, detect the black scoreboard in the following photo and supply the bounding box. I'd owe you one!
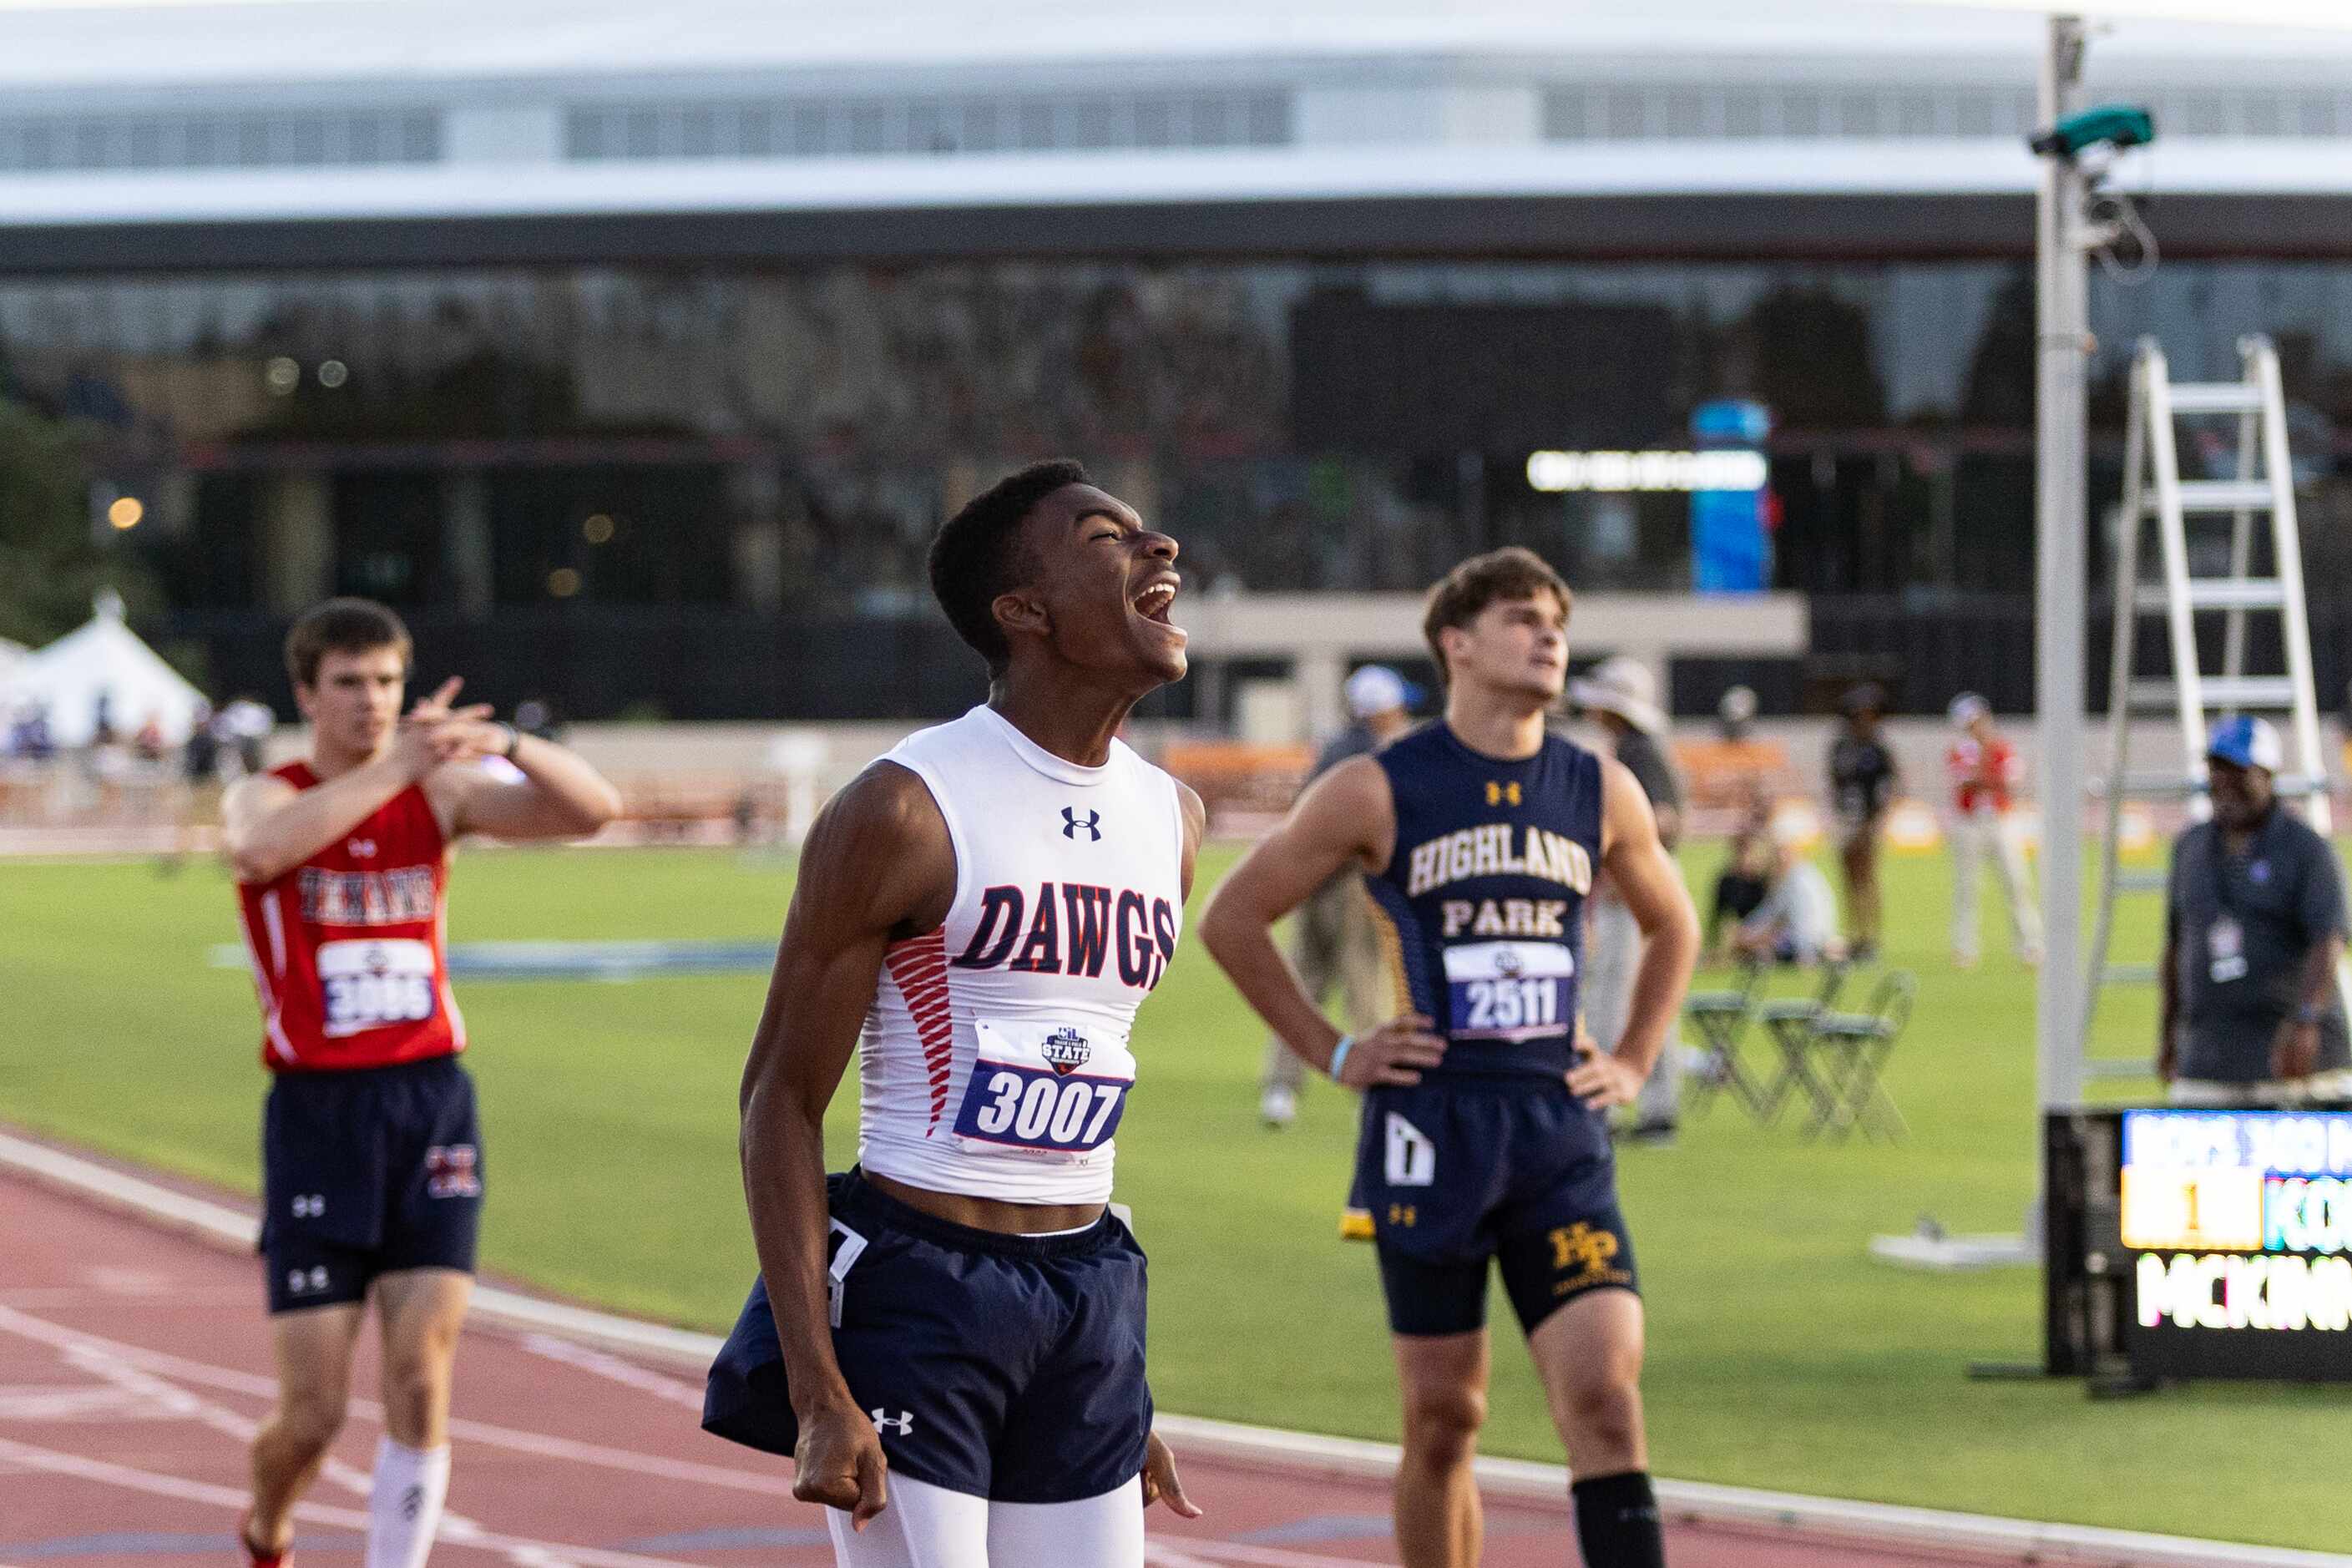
[2051,1108,2352,1382]
[2118,1108,2352,1379]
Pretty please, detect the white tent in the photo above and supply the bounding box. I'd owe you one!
[1,593,207,747]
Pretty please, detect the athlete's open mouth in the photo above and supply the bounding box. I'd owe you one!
[1131,577,1180,625]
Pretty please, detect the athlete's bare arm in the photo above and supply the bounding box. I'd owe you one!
[739,761,954,1529]
[1176,779,1206,901]
[1567,756,1699,1109]
[429,729,621,843]
[1201,756,1446,1085]
[220,680,492,884]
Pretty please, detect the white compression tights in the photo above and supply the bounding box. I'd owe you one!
[826,1474,1144,1568]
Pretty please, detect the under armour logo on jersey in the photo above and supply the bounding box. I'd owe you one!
[1484,781,1522,807]
[1061,807,1102,841]
[346,837,377,857]
[871,1409,915,1436]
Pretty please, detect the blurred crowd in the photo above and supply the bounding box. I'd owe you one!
[1,690,272,826]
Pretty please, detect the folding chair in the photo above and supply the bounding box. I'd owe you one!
[1800,970,1916,1142]
[1682,961,1767,1120]
[1756,959,1854,1127]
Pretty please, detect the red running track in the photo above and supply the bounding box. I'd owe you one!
[0,1169,1988,1568]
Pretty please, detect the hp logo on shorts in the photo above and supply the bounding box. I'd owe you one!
[870,1409,915,1436]
[1061,807,1102,842]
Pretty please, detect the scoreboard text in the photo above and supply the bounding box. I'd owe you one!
[2120,1108,2352,1378]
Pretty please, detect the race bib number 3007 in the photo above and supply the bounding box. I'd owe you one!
[1442,939,1574,1042]
[317,938,438,1037]
[953,1019,1136,1158]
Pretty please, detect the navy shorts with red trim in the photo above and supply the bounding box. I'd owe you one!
[258,1055,483,1313]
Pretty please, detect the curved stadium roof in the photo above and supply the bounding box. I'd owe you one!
[3,0,2351,257]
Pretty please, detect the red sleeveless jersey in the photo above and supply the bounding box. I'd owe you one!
[235,761,463,1072]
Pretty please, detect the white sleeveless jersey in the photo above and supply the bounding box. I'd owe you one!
[858,705,1186,1205]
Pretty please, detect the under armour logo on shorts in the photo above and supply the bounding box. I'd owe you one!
[425,1145,481,1199]
[870,1409,915,1436]
[401,1485,423,1520]
[1061,807,1102,842]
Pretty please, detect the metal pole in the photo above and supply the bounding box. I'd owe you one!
[2036,14,2089,1120]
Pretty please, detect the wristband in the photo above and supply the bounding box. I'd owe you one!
[1327,1034,1356,1081]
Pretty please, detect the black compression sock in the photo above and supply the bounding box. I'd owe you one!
[1571,1469,1666,1568]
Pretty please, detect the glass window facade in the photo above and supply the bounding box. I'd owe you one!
[7,253,2352,634]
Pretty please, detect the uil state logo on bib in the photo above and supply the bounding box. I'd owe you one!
[1041,1026,1093,1076]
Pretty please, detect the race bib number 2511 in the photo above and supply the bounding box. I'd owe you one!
[1441,940,1574,1042]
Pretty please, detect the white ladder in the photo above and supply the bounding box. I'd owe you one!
[2082,335,2336,1080]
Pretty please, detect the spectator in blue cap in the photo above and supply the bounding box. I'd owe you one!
[2158,716,2352,1103]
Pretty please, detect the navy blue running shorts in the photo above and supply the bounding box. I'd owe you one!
[257,1055,483,1314]
[1348,1079,1639,1338]
[704,1167,1151,1505]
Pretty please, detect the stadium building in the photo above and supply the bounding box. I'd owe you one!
[7,0,2352,721]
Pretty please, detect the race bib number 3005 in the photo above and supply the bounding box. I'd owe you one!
[953,1019,1136,1158]
[317,938,438,1037]
[1441,940,1574,1042]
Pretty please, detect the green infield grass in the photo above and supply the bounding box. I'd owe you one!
[3,839,2348,1550]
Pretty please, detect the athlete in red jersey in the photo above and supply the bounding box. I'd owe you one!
[221,599,619,1568]
[236,756,459,1073]
[1945,693,2041,969]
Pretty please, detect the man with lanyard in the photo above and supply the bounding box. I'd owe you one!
[1202,546,1697,1568]
[2159,716,2352,1104]
[223,599,620,1568]
[1570,655,1687,1145]
[1258,663,1418,1129]
[1826,683,1898,961]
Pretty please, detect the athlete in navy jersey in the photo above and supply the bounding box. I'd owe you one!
[1363,721,1602,1082]
[1203,547,1697,1568]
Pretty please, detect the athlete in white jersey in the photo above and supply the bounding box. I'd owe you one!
[713,461,1206,1568]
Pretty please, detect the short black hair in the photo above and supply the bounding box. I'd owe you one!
[928,459,1090,674]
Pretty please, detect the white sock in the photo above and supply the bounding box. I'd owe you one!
[365,1435,451,1568]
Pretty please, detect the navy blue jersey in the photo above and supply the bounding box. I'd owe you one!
[1366,723,1603,1081]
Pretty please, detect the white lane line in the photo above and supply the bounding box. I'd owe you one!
[0,1434,716,1568]
[1141,1541,1388,1568]
[0,1306,793,1497]
[0,1433,375,1525]
[516,1333,707,1409]
[0,1383,181,1421]
[0,1286,255,1308]
[1143,1543,1237,1568]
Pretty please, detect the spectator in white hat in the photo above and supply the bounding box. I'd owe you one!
[1571,655,1687,1144]
[1945,693,2042,969]
[1257,664,1418,1127]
